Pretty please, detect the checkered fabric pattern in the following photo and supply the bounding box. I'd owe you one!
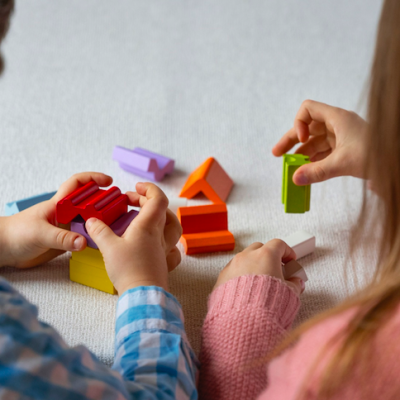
[0,278,199,399]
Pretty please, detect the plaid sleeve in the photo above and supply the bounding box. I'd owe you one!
[0,277,199,400]
[113,286,199,400]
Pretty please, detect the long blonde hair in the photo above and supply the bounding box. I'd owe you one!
[274,1,400,398]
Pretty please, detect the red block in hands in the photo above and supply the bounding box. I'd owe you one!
[56,181,128,226]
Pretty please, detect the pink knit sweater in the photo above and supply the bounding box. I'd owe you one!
[199,275,400,399]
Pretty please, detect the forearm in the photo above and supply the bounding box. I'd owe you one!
[199,275,300,400]
[113,286,199,399]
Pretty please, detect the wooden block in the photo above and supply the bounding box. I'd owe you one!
[56,181,128,225]
[112,146,174,182]
[5,191,57,216]
[282,154,311,213]
[177,204,235,255]
[179,157,233,203]
[283,231,315,259]
[69,259,116,294]
[282,259,308,282]
[71,246,104,268]
[178,204,228,234]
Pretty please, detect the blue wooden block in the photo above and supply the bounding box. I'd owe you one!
[5,191,57,216]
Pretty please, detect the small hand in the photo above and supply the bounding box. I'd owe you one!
[272,100,368,185]
[85,182,182,295]
[215,240,304,296]
[0,172,112,268]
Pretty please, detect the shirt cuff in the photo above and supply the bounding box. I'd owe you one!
[207,275,300,330]
[115,286,189,349]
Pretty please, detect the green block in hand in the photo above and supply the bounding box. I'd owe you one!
[282,154,311,213]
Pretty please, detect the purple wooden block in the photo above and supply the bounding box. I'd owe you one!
[112,146,175,182]
[71,209,139,249]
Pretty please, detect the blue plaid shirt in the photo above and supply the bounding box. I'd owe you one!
[0,278,199,399]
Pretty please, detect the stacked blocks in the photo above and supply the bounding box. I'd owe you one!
[178,158,235,255]
[56,181,136,294]
[5,191,57,216]
[177,204,235,254]
[113,146,175,182]
[179,157,233,203]
[282,154,311,213]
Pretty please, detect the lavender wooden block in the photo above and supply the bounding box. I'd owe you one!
[112,146,174,181]
[71,209,139,249]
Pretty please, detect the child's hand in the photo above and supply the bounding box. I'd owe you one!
[0,172,112,268]
[215,240,304,296]
[85,182,182,295]
[272,100,368,185]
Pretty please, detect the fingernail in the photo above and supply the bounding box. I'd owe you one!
[300,279,305,291]
[296,172,308,185]
[85,218,97,230]
[73,236,84,250]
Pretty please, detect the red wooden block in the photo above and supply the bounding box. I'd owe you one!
[56,181,128,226]
[177,204,235,255]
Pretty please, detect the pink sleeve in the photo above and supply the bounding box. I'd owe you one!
[199,275,300,400]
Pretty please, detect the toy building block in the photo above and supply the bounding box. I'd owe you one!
[283,230,315,259]
[112,146,174,182]
[177,204,235,255]
[282,259,308,282]
[5,191,57,216]
[56,181,128,225]
[71,209,139,249]
[179,157,233,204]
[282,154,311,213]
[168,197,188,215]
[70,247,116,294]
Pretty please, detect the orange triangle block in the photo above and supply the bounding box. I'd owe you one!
[179,158,233,203]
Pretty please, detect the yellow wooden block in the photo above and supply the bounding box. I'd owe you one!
[71,247,105,269]
[69,259,116,295]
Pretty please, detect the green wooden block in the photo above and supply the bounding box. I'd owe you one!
[282,154,311,213]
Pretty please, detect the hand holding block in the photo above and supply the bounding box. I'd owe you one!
[282,154,311,213]
[71,209,139,249]
[179,157,233,203]
[112,146,174,182]
[282,259,308,282]
[177,204,235,254]
[283,231,315,259]
[5,191,57,216]
[56,181,128,225]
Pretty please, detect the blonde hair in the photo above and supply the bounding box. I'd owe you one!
[273,1,400,398]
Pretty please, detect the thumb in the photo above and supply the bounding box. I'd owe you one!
[293,158,336,185]
[286,277,305,296]
[42,225,87,252]
[85,218,117,250]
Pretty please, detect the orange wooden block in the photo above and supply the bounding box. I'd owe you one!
[179,158,233,203]
[177,204,235,254]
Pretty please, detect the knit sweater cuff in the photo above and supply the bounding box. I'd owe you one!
[207,275,300,330]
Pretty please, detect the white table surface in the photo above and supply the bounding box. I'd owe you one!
[0,0,382,365]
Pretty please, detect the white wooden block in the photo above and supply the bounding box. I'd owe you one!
[282,259,308,282]
[283,231,315,259]
[168,197,188,215]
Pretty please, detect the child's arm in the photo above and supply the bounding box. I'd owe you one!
[272,100,368,185]
[199,240,303,400]
[0,177,198,399]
